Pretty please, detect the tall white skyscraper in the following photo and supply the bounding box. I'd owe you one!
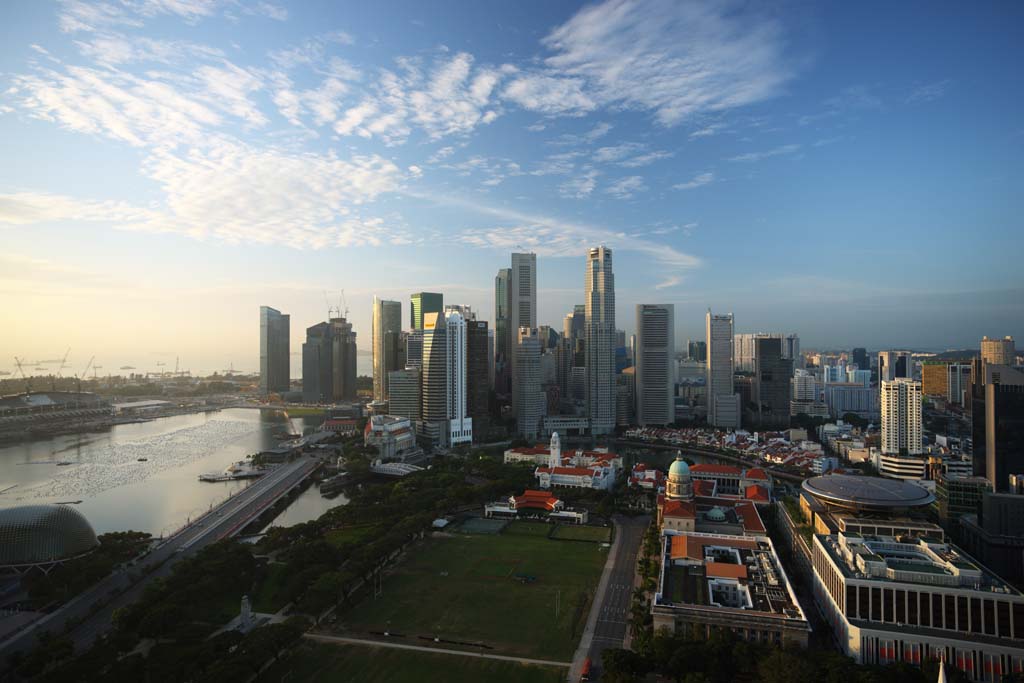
[791,370,818,401]
[585,246,616,435]
[880,378,922,455]
[509,253,537,411]
[372,296,402,402]
[635,304,674,426]
[706,310,739,429]
[421,312,447,446]
[516,327,543,440]
[445,310,472,445]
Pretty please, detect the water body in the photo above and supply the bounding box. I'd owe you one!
[0,408,322,536]
[617,445,728,471]
[260,485,348,532]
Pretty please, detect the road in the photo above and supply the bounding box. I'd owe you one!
[305,633,571,668]
[570,515,649,681]
[0,456,320,663]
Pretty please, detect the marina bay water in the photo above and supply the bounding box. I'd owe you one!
[0,408,340,536]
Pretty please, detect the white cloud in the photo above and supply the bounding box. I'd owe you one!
[247,2,288,21]
[690,122,725,138]
[606,175,647,199]
[906,79,950,105]
[58,1,144,33]
[559,169,599,198]
[673,171,714,190]
[502,73,595,115]
[0,192,159,225]
[540,0,795,126]
[618,150,673,167]
[195,62,267,127]
[269,31,355,70]
[74,35,225,65]
[593,142,644,163]
[548,121,613,146]
[727,143,800,162]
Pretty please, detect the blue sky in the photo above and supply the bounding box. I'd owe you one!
[1,0,1021,375]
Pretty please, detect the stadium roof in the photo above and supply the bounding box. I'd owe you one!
[0,505,100,568]
[802,474,935,512]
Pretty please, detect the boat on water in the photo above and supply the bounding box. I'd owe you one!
[56,461,73,466]
[137,457,148,462]
[199,459,264,482]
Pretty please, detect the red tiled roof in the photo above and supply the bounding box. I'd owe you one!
[735,501,766,533]
[670,534,757,560]
[744,468,769,480]
[744,484,770,503]
[693,480,717,497]
[706,562,748,580]
[538,466,599,476]
[690,463,742,476]
[662,499,696,519]
[513,490,561,511]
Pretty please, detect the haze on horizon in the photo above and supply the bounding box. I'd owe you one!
[1,0,1021,376]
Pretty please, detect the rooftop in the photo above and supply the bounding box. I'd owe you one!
[802,474,935,512]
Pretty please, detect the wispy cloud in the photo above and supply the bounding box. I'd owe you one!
[502,73,595,116]
[539,0,796,125]
[728,143,800,163]
[606,175,647,199]
[690,122,726,138]
[559,169,599,198]
[673,171,715,190]
[906,79,950,105]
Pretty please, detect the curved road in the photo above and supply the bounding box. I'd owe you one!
[0,456,320,664]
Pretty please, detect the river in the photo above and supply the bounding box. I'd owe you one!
[0,408,342,536]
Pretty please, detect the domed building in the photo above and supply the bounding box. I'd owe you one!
[666,455,694,501]
[0,505,100,574]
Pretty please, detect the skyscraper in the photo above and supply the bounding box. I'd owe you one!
[301,322,331,403]
[388,368,421,420]
[406,329,423,369]
[509,253,537,411]
[467,319,489,419]
[783,334,800,366]
[753,336,792,428]
[372,296,401,402]
[494,268,511,394]
[259,306,290,395]
[410,292,443,331]
[851,347,868,371]
[445,310,472,445]
[687,340,706,362]
[983,364,1024,492]
[880,378,922,455]
[635,304,674,426]
[585,246,615,435]
[706,310,739,429]
[516,327,543,440]
[947,362,972,405]
[981,336,1016,366]
[878,350,912,383]
[328,316,357,400]
[421,311,448,441]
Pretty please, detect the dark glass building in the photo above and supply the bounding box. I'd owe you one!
[752,336,792,428]
[259,306,290,395]
[467,320,489,419]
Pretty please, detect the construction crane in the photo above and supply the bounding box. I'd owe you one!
[92,365,102,380]
[53,347,71,391]
[75,356,94,395]
[13,356,31,393]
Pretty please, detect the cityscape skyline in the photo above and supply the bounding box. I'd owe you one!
[1,0,1023,374]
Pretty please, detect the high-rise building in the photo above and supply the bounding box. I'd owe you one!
[445,310,472,446]
[372,297,402,402]
[983,364,1024,492]
[301,322,332,403]
[850,347,868,371]
[706,310,739,429]
[947,363,972,406]
[791,370,818,401]
[585,246,616,435]
[406,329,423,369]
[494,268,511,394]
[421,311,448,442]
[259,306,290,395]
[563,305,585,344]
[734,333,758,373]
[878,350,912,383]
[410,292,443,331]
[881,378,923,455]
[783,334,800,367]
[509,253,537,411]
[329,316,357,401]
[467,319,489,419]
[982,336,1016,366]
[616,368,635,427]
[753,336,792,428]
[516,327,543,440]
[388,368,421,420]
[487,329,495,391]
[687,340,706,362]
[921,360,949,397]
[635,304,674,426]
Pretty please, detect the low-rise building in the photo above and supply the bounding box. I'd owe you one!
[364,415,424,462]
[483,490,588,524]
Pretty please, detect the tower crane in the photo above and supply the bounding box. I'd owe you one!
[13,357,31,394]
[53,347,71,391]
[75,356,94,395]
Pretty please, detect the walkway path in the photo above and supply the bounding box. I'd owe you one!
[304,633,570,668]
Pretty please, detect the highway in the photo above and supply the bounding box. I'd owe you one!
[0,455,320,663]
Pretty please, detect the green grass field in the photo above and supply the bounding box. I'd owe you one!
[550,525,612,543]
[326,524,381,548]
[337,532,606,660]
[259,642,565,682]
[503,520,553,536]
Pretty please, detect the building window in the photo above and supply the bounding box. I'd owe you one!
[984,599,996,636]
[859,586,870,620]
[871,587,882,622]
[957,597,969,633]
[921,592,931,628]
[997,601,1010,638]
[896,590,906,624]
[884,589,894,623]
[944,595,956,631]
[908,591,918,626]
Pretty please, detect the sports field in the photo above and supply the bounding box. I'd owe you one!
[259,642,565,682]
[550,524,612,543]
[338,531,607,659]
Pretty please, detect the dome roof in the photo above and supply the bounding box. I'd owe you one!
[668,456,690,478]
[707,506,727,522]
[0,505,99,567]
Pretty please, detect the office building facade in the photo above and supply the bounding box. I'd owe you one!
[301,322,331,403]
[372,297,402,402]
[706,310,740,429]
[982,336,1016,367]
[420,312,448,442]
[387,368,421,420]
[467,319,489,419]
[635,304,674,426]
[445,310,472,445]
[585,246,616,435]
[516,327,543,440]
[753,336,792,428]
[878,351,912,383]
[983,364,1024,492]
[259,305,290,395]
[494,268,511,394]
[410,292,443,331]
[509,253,537,411]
